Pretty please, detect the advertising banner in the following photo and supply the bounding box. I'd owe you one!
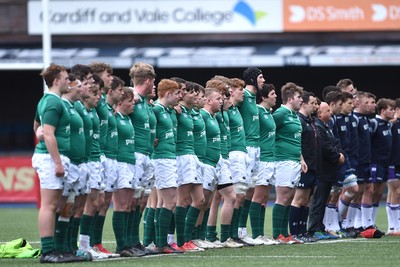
[284,0,400,31]
[0,157,38,203]
[28,0,283,34]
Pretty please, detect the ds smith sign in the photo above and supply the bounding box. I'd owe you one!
[28,0,283,34]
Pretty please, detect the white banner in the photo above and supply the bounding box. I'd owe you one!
[28,0,282,34]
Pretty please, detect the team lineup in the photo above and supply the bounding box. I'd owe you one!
[32,62,400,263]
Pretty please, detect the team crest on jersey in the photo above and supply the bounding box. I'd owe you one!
[183,113,188,117]
[138,104,143,109]
[264,114,269,119]
[70,109,75,114]
[248,99,252,103]
[232,110,236,115]
[193,116,198,120]
[163,114,168,119]
[120,120,126,125]
[289,117,293,121]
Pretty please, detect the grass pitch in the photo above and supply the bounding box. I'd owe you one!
[0,206,398,267]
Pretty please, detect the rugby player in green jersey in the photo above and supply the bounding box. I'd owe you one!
[78,84,109,259]
[272,82,307,244]
[235,67,266,246]
[250,84,280,245]
[172,82,205,252]
[56,73,87,260]
[128,62,157,253]
[67,67,96,257]
[113,87,143,257]
[204,78,242,248]
[153,79,183,254]
[98,77,125,256]
[142,86,158,249]
[32,64,73,263]
[200,87,223,245]
[190,85,217,249]
[88,62,115,255]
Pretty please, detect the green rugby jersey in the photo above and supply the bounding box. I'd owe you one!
[89,108,101,162]
[74,101,92,162]
[258,105,276,162]
[191,108,207,162]
[116,112,135,164]
[227,105,246,153]
[216,111,230,160]
[62,98,85,165]
[153,103,176,159]
[104,104,118,159]
[200,108,221,167]
[176,105,195,156]
[168,107,178,144]
[129,94,151,155]
[148,102,157,156]
[237,89,260,147]
[95,94,109,152]
[34,92,70,155]
[272,105,302,162]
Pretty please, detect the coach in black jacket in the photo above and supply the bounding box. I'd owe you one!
[308,102,345,234]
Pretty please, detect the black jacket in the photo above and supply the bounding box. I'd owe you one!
[298,112,318,171]
[315,118,341,182]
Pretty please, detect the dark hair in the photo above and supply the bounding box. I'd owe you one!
[337,78,353,90]
[302,90,315,104]
[110,76,125,90]
[395,98,400,109]
[70,64,92,81]
[376,98,395,114]
[325,91,344,105]
[342,91,353,101]
[92,73,104,87]
[322,85,339,101]
[257,83,275,104]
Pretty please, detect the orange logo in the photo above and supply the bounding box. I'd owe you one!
[284,0,400,31]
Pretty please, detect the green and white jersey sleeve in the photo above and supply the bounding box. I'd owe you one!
[104,104,118,159]
[227,105,246,153]
[95,94,109,152]
[272,105,302,162]
[129,94,151,155]
[168,107,178,144]
[148,102,157,156]
[191,108,207,162]
[153,103,176,159]
[62,98,85,165]
[237,89,260,147]
[116,112,135,164]
[258,105,276,162]
[89,108,101,162]
[34,92,70,155]
[200,108,221,167]
[216,111,230,160]
[74,101,93,162]
[176,105,195,156]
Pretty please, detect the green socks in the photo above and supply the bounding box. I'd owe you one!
[40,236,55,255]
[174,206,187,247]
[112,211,127,251]
[249,202,262,238]
[184,206,200,242]
[157,208,173,248]
[272,203,287,239]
